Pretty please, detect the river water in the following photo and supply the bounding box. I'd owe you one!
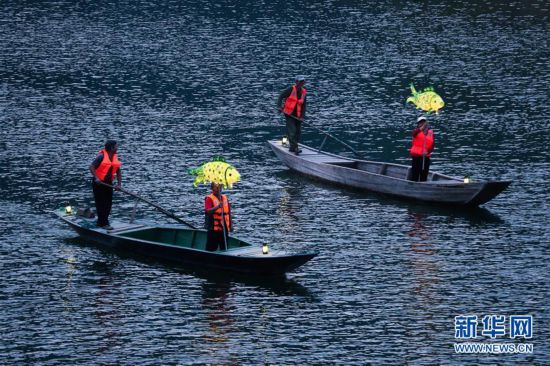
[1,1,548,364]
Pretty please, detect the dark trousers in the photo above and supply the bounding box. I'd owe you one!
[206,229,227,251]
[285,115,302,152]
[92,181,113,226]
[410,156,431,182]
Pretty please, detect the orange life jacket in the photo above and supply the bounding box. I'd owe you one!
[410,130,434,158]
[95,149,121,182]
[283,85,306,118]
[208,194,231,232]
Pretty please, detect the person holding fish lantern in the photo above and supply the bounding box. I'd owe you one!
[277,75,307,155]
[406,84,443,182]
[188,157,241,251]
[204,182,232,251]
[409,116,434,182]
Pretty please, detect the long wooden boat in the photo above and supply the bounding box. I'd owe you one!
[268,139,511,207]
[54,208,317,276]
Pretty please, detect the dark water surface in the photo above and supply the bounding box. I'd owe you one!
[1,1,549,364]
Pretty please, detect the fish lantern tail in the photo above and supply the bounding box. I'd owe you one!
[407,83,418,105]
[188,166,205,187]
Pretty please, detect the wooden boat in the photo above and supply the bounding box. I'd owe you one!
[268,139,511,207]
[54,208,317,276]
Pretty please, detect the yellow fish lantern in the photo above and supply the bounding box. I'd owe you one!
[188,156,241,188]
[406,83,445,114]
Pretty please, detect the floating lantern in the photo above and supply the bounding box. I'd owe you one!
[464,176,471,184]
[262,243,269,255]
[65,205,72,214]
[282,136,288,146]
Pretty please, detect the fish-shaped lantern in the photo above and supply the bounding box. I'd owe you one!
[188,156,241,188]
[406,83,445,114]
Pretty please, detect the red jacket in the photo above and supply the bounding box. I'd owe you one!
[283,85,307,118]
[410,129,434,157]
[95,149,121,182]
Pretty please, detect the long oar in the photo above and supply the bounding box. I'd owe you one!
[98,181,197,229]
[285,113,363,157]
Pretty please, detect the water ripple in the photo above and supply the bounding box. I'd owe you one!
[1,0,549,364]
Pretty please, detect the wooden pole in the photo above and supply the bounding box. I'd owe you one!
[97,181,197,229]
[219,196,229,251]
[284,113,363,157]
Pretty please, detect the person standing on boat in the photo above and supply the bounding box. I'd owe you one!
[409,116,434,182]
[89,140,122,230]
[277,75,307,155]
[204,182,232,251]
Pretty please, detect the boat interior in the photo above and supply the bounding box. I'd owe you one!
[274,140,459,182]
[326,160,457,182]
[118,227,249,251]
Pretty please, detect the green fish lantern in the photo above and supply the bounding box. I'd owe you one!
[406,83,445,114]
[187,156,241,188]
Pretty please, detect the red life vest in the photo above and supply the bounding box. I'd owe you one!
[95,149,121,182]
[208,194,231,232]
[410,130,434,157]
[283,85,306,118]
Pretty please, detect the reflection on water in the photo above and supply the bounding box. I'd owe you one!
[92,262,123,354]
[202,280,233,347]
[61,247,77,314]
[405,202,505,226]
[408,211,432,243]
[407,210,439,306]
[405,210,442,359]
[258,277,316,300]
[277,185,305,233]
[280,167,506,228]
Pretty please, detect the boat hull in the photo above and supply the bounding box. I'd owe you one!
[269,140,510,207]
[57,211,316,276]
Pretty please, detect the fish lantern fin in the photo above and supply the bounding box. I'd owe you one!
[211,156,226,163]
[409,83,417,94]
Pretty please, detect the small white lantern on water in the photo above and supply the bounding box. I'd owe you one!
[262,243,269,255]
[282,136,288,146]
[65,205,73,214]
[464,176,471,184]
